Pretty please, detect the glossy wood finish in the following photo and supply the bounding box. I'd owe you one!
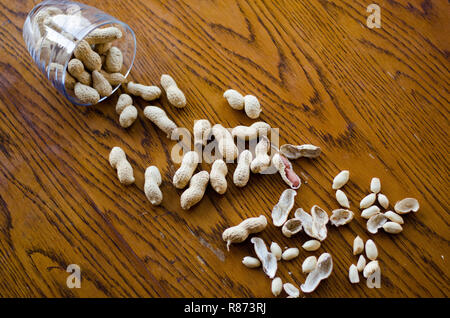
[0,0,448,297]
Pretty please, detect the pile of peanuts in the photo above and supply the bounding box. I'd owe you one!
[36,5,421,298]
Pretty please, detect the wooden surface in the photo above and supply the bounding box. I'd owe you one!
[0,0,448,298]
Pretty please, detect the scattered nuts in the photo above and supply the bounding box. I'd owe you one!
[193,119,211,147]
[180,171,209,210]
[302,240,321,251]
[349,264,359,283]
[250,136,271,173]
[361,205,381,219]
[367,213,388,234]
[356,255,366,272]
[270,242,282,261]
[210,159,228,194]
[281,248,300,261]
[223,89,244,110]
[143,106,178,139]
[301,253,333,293]
[283,283,300,298]
[272,153,301,189]
[161,74,186,108]
[336,189,350,208]
[363,260,380,278]
[394,198,419,214]
[302,256,317,273]
[311,205,329,241]
[295,208,314,238]
[384,211,404,224]
[370,177,381,193]
[353,236,364,255]
[242,256,261,268]
[271,189,297,227]
[212,124,238,161]
[251,237,277,278]
[271,277,283,296]
[232,122,271,140]
[279,144,321,159]
[377,193,389,209]
[222,216,268,250]
[233,150,252,187]
[383,222,403,234]
[282,218,302,238]
[332,170,349,189]
[243,95,261,119]
[330,209,354,227]
[128,82,161,101]
[360,193,376,209]
[365,239,378,260]
[108,146,134,185]
[144,166,162,205]
[173,151,200,189]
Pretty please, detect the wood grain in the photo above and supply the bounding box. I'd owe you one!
[0,0,448,297]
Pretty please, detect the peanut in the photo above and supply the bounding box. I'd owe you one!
[243,95,261,119]
[74,82,100,104]
[210,159,228,194]
[108,146,135,185]
[105,46,123,73]
[335,189,350,208]
[85,26,122,44]
[357,255,366,272]
[242,256,261,268]
[173,151,200,189]
[193,119,211,147]
[384,211,404,224]
[48,63,76,90]
[211,124,238,161]
[68,58,91,85]
[92,70,112,97]
[365,239,378,260]
[332,170,349,189]
[302,256,317,273]
[377,193,389,209]
[271,277,282,296]
[353,235,364,255]
[222,215,267,250]
[360,193,376,208]
[280,144,321,159]
[127,82,161,101]
[144,166,163,205]
[370,177,381,193]
[394,198,419,214]
[250,136,271,173]
[232,122,270,140]
[302,240,321,251]
[233,150,252,187]
[270,242,282,261]
[271,153,301,189]
[383,222,403,234]
[283,283,300,298]
[349,264,359,283]
[161,74,186,108]
[119,105,138,128]
[95,42,113,55]
[34,7,63,36]
[180,171,209,210]
[99,70,126,86]
[223,89,244,110]
[143,106,178,139]
[73,40,102,71]
[281,248,299,261]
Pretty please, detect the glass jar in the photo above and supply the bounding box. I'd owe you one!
[23,0,136,106]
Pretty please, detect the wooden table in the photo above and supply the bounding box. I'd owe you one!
[0,0,448,298]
